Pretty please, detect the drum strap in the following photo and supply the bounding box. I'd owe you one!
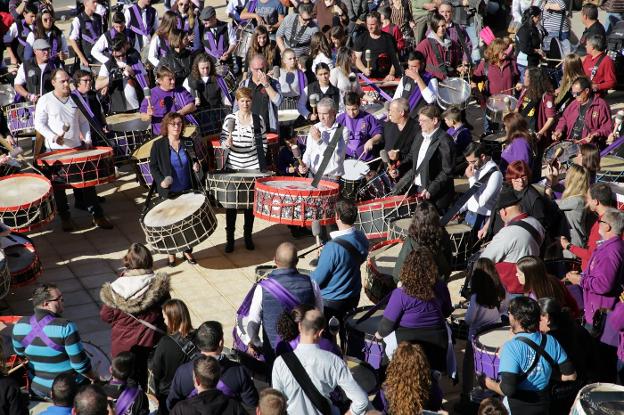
[426,38,449,76]
[115,386,141,415]
[259,278,301,311]
[281,352,333,415]
[509,220,541,244]
[288,17,309,49]
[311,125,344,188]
[440,167,499,226]
[20,314,64,352]
[514,335,557,382]
[330,238,365,268]
[252,114,267,172]
[590,53,607,81]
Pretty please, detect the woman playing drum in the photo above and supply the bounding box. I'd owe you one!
[148,112,201,266]
[374,247,451,371]
[517,67,556,149]
[220,87,268,253]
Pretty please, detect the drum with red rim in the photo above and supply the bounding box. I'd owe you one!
[211,133,279,172]
[0,174,56,232]
[253,177,340,226]
[105,113,152,164]
[2,232,42,287]
[5,102,35,136]
[365,239,400,304]
[608,182,624,211]
[354,195,421,239]
[36,147,116,189]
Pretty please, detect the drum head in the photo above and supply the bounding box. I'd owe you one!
[0,85,15,107]
[343,159,370,181]
[2,234,35,272]
[132,137,158,160]
[601,155,624,172]
[346,307,385,334]
[389,217,411,236]
[362,103,386,119]
[370,241,403,276]
[278,109,300,122]
[0,175,51,207]
[261,179,333,191]
[486,94,518,113]
[573,383,624,415]
[38,148,110,161]
[438,78,470,106]
[446,223,472,235]
[475,326,512,351]
[544,141,579,166]
[143,193,206,227]
[106,113,150,132]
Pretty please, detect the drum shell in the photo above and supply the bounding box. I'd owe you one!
[365,239,400,304]
[354,195,421,239]
[141,194,218,254]
[340,178,365,201]
[253,177,340,226]
[358,172,393,201]
[207,171,272,209]
[472,324,510,380]
[4,233,42,287]
[36,147,116,189]
[345,306,386,370]
[108,130,152,165]
[235,28,254,58]
[437,78,471,110]
[597,155,624,183]
[486,94,518,124]
[4,102,35,136]
[0,174,56,232]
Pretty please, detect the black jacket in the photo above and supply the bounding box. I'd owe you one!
[158,49,195,87]
[394,127,455,212]
[383,117,419,177]
[170,389,246,415]
[149,136,201,199]
[103,379,150,415]
[516,23,543,67]
[0,376,27,415]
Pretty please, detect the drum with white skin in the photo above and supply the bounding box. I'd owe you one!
[341,159,370,200]
[0,174,56,232]
[472,325,513,380]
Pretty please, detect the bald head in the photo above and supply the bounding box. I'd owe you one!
[275,242,298,269]
[300,308,325,335]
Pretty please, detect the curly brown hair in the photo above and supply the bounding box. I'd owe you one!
[407,201,446,253]
[399,247,438,300]
[384,342,431,415]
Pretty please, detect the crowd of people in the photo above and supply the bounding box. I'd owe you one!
[2,0,624,413]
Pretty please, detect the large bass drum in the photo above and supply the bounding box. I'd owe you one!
[207,171,273,209]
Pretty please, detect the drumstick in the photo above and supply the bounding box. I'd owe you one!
[542,57,563,62]
[8,360,28,375]
[439,82,460,92]
[364,156,382,165]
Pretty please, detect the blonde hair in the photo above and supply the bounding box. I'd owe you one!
[235,87,253,101]
[556,54,585,105]
[562,163,590,199]
[484,39,509,65]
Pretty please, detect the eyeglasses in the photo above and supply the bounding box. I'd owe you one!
[48,297,64,303]
[511,175,528,180]
[80,78,92,83]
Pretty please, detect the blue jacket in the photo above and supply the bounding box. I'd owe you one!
[37,405,72,415]
[312,229,369,301]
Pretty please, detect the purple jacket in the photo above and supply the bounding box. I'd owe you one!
[139,86,197,135]
[500,137,531,174]
[608,302,624,361]
[581,236,624,325]
[336,111,382,161]
[554,95,613,141]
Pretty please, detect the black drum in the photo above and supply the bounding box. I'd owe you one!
[207,171,273,209]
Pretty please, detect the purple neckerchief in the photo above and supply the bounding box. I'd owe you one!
[259,278,300,311]
[204,29,225,60]
[357,73,393,101]
[115,385,140,415]
[601,135,624,157]
[131,60,148,89]
[158,37,170,57]
[82,16,100,44]
[129,5,149,37]
[71,90,95,119]
[188,381,235,399]
[216,76,233,105]
[176,15,190,32]
[407,72,433,111]
[297,69,306,97]
[21,314,64,352]
[17,20,31,48]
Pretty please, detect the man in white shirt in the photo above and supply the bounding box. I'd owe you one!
[245,242,323,361]
[272,308,369,415]
[459,142,503,232]
[124,0,159,53]
[298,97,349,180]
[69,0,105,69]
[14,39,61,103]
[34,69,113,231]
[2,2,36,65]
[91,11,136,64]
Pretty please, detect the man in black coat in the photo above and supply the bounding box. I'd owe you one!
[389,104,455,213]
[384,98,420,180]
[169,356,247,415]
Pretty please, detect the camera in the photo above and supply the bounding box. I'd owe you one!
[109,67,124,81]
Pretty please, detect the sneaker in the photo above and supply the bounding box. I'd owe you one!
[93,216,114,229]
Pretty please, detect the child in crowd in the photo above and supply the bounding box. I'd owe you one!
[443,106,472,175]
[104,352,150,415]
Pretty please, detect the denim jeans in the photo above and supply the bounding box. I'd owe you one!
[605,12,624,33]
[465,23,482,63]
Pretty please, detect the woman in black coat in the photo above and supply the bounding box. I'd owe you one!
[148,112,201,266]
[158,28,195,87]
[515,6,545,81]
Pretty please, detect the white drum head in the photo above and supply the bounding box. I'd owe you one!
[143,193,206,227]
[371,243,403,276]
[38,148,109,161]
[446,223,472,235]
[601,156,624,172]
[0,175,50,207]
[390,218,411,234]
[278,109,300,122]
[343,159,370,181]
[262,180,332,191]
[477,326,513,348]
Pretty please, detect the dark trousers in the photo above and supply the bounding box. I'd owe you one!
[323,295,360,351]
[225,208,254,237]
[54,187,103,218]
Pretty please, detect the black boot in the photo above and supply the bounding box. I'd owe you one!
[243,209,255,250]
[225,209,236,253]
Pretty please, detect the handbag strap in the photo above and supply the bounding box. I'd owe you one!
[281,352,332,415]
[120,309,166,335]
[441,167,499,226]
[515,334,557,382]
[252,113,267,172]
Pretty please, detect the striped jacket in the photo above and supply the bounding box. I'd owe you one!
[12,309,92,396]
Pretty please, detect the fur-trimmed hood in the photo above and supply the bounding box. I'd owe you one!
[100,269,170,314]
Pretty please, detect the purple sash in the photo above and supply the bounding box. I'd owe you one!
[17,20,30,48]
[129,5,149,37]
[601,135,624,157]
[71,90,95,119]
[115,386,140,415]
[82,18,99,45]
[20,314,64,352]
[407,72,433,111]
[216,76,233,105]
[131,61,148,89]
[204,30,225,60]
[173,90,199,125]
[187,380,235,398]
[259,278,300,311]
[357,73,393,101]
[248,0,258,13]
[297,69,306,98]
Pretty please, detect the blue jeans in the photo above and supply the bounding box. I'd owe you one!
[543,30,570,50]
[518,64,527,83]
[465,23,481,63]
[465,211,487,230]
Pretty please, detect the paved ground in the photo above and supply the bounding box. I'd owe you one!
[3,2,624,414]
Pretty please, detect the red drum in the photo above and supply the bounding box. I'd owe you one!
[0,316,26,385]
[5,102,35,136]
[211,133,279,172]
[36,147,116,189]
[0,174,56,232]
[132,129,210,188]
[2,232,42,287]
[105,113,152,164]
[608,182,624,211]
[354,195,421,239]
[365,239,400,304]
[253,177,340,226]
